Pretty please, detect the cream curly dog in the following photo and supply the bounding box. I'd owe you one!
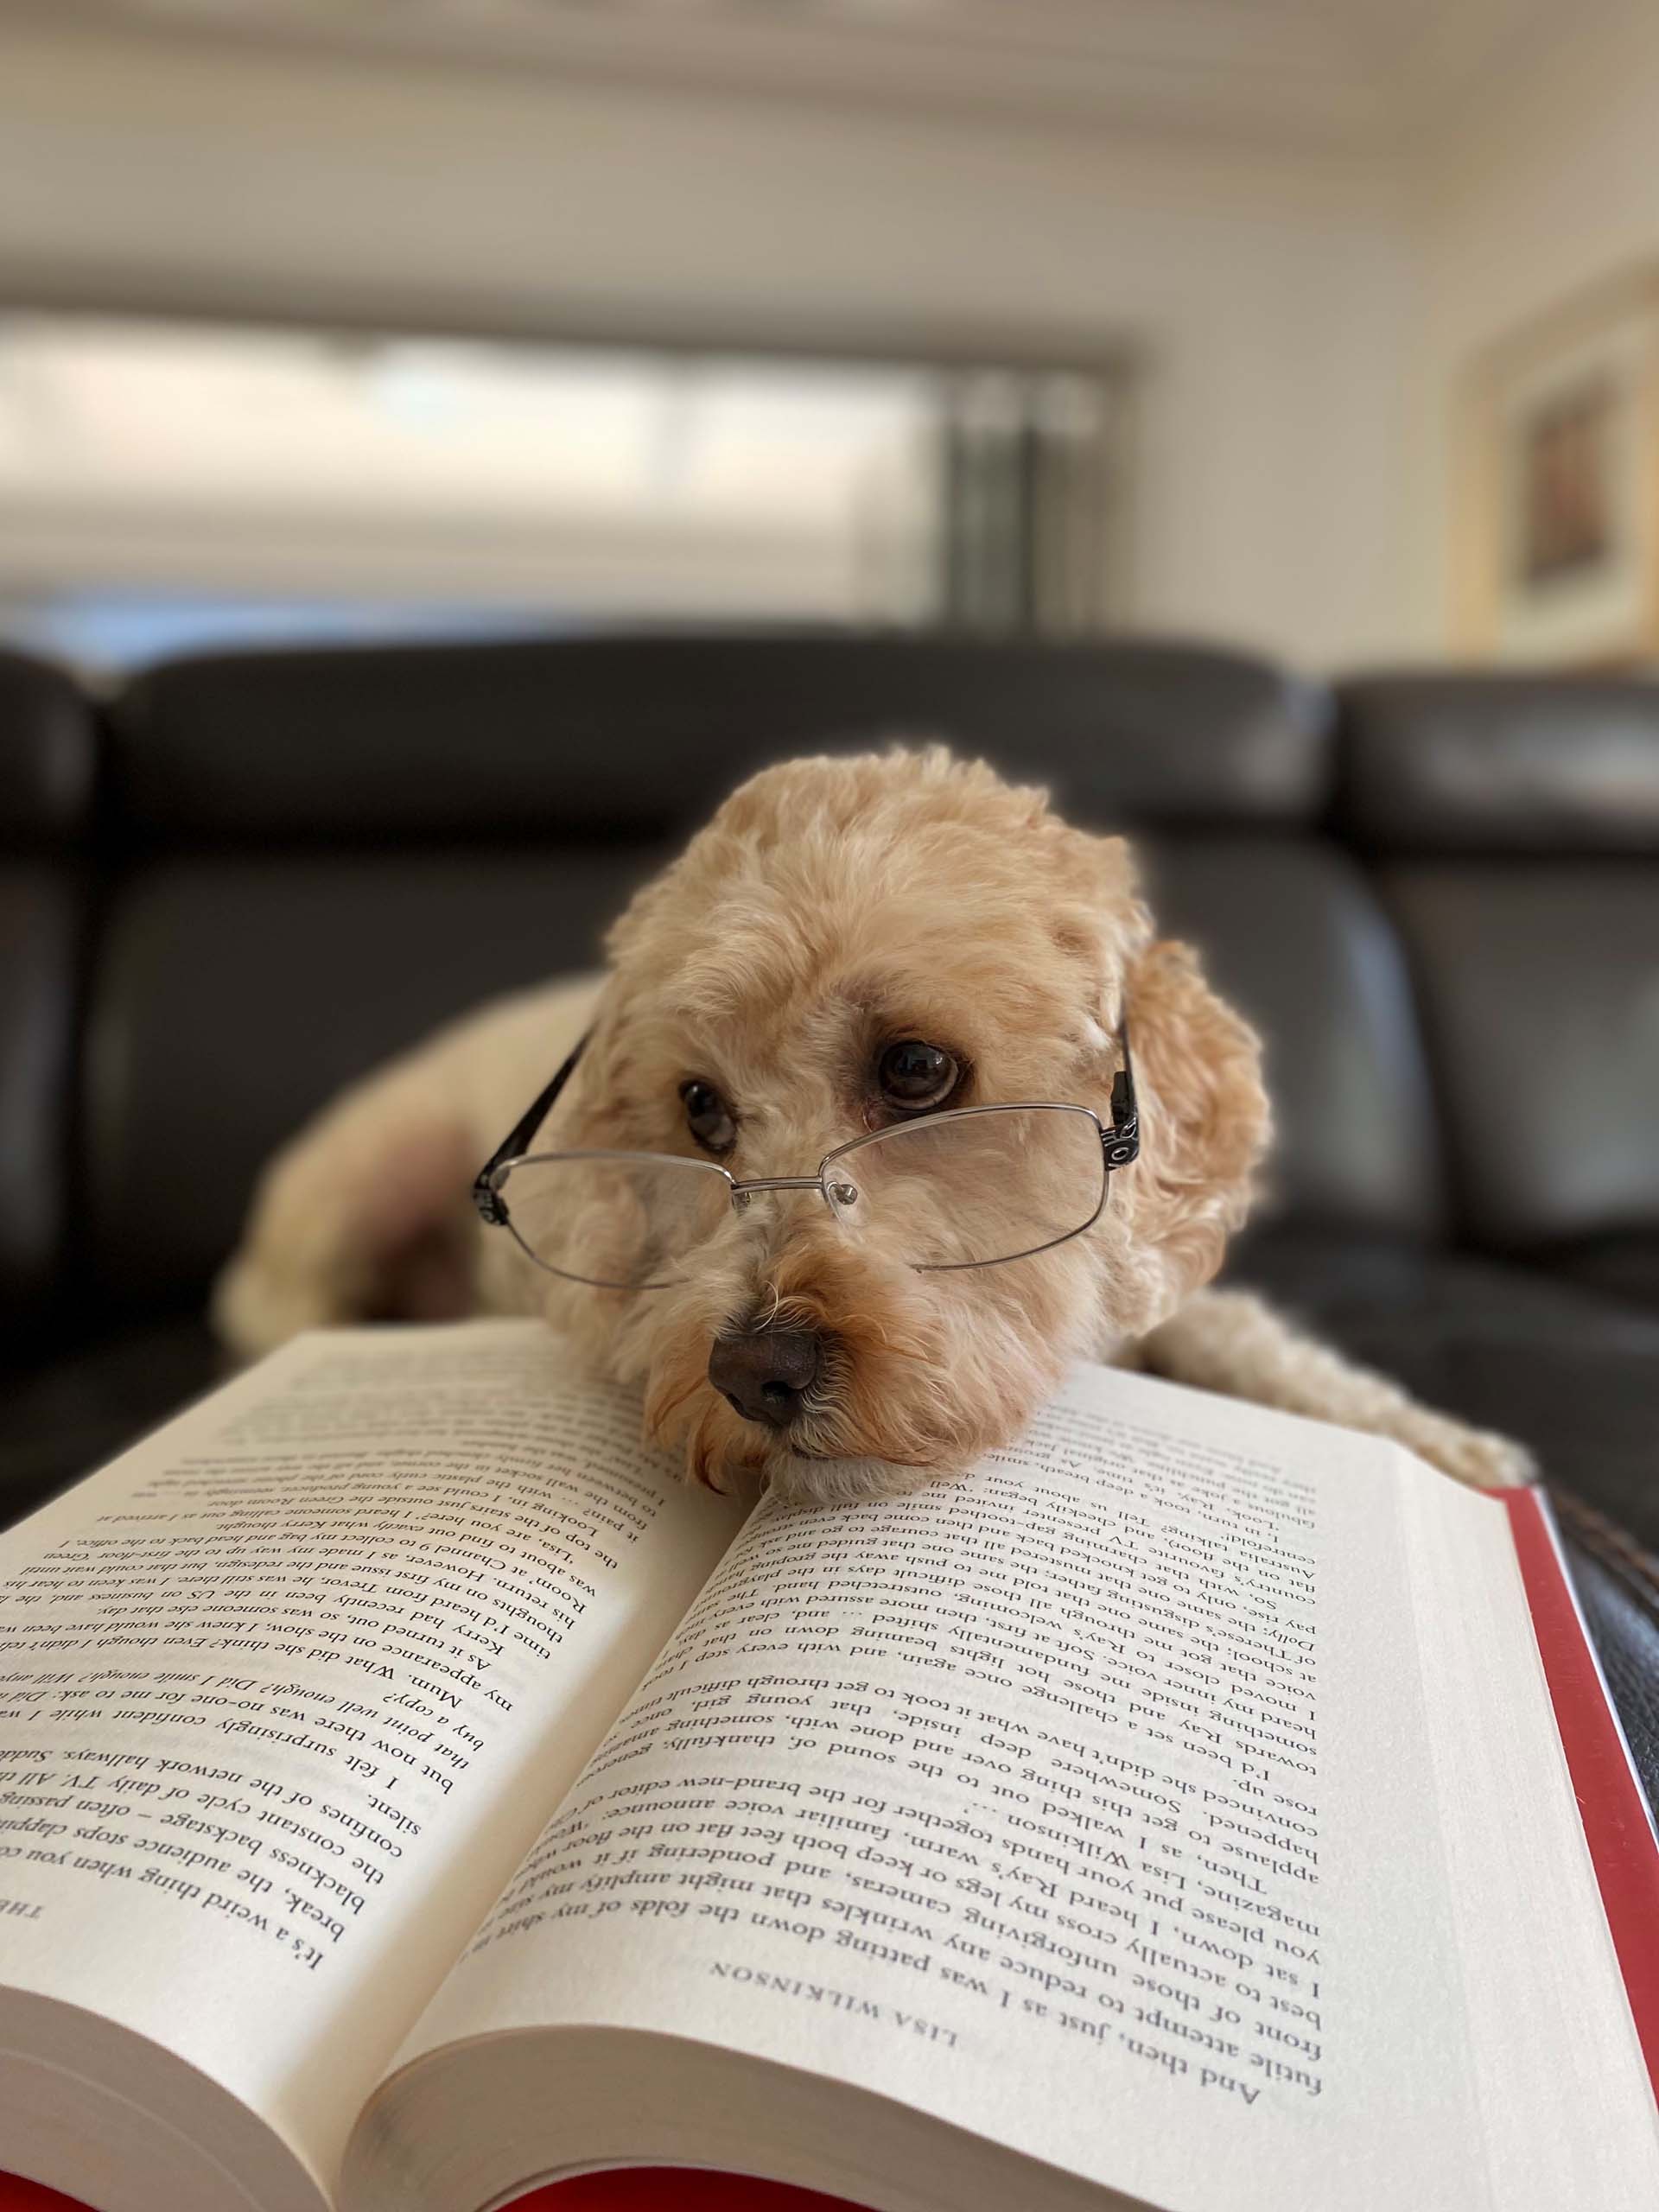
[217,747,1530,1500]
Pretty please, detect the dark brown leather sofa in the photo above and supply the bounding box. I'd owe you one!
[3,631,1656,1802]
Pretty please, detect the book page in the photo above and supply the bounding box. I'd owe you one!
[361,1362,1658,2212]
[0,1322,744,2211]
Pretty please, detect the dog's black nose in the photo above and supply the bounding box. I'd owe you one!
[708,1329,822,1429]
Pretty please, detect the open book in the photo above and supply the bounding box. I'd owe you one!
[0,1321,1655,2212]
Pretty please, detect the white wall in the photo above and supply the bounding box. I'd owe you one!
[0,18,1419,671]
[1409,0,1659,650]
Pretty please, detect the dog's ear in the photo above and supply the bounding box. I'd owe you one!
[1117,935,1269,1303]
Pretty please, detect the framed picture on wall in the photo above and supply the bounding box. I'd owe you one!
[1454,268,1659,664]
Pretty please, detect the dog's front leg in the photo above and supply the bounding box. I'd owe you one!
[1138,1288,1535,1490]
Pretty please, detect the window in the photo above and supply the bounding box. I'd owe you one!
[0,313,1130,667]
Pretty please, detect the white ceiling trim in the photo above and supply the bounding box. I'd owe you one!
[18,0,1572,152]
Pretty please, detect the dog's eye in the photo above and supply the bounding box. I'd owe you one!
[680,1078,736,1155]
[878,1039,959,1110]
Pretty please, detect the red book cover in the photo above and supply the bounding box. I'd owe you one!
[0,2176,857,2212]
[1497,1487,1659,2099]
[4,1487,1655,2212]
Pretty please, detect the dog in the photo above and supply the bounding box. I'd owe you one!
[216,747,1531,1501]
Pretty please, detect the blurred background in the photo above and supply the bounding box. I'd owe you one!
[3,0,1658,675]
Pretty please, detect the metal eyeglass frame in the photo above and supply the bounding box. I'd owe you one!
[472,1021,1139,1282]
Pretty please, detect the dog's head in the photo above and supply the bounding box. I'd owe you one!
[531,748,1268,1501]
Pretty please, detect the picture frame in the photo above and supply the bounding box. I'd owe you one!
[1452,267,1659,665]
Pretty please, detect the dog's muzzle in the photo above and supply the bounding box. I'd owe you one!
[708,1328,823,1429]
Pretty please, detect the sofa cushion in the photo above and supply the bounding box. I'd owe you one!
[1380,864,1659,1251]
[1551,1489,1659,1809]
[0,866,84,1319]
[0,1313,225,1525]
[109,632,1332,844]
[1147,838,1445,1238]
[1232,1228,1659,1548]
[1338,672,1659,854]
[1549,1234,1659,1312]
[0,649,99,848]
[81,849,671,1306]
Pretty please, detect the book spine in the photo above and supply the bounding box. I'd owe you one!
[1501,1484,1659,2102]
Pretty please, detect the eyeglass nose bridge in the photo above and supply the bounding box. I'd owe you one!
[729,1171,866,1230]
[728,1172,835,1214]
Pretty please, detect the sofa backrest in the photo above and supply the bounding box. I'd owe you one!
[78,632,1444,1313]
[3,630,1655,1338]
[107,633,1330,842]
[1336,674,1659,1281]
[0,651,98,1329]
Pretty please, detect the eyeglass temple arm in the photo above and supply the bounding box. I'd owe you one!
[1105,1015,1139,1169]
[473,1028,593,1224]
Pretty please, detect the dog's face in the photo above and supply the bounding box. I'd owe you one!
[531,749,1268,1501]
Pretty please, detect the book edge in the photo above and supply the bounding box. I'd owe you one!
[1498,1484,1659,2105]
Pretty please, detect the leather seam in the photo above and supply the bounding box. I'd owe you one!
[1549,1485,1659,1588]
[1557,1486,1659,1628]
[1580,1545,1659,1638]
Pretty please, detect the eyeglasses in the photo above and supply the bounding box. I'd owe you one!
[473,1027,1138,1291]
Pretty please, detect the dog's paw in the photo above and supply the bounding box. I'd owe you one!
[1398,1411,1537,1491]
[214,1116,478,1360]
[212,1243,342,1363]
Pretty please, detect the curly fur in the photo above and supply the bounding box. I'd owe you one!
[215,747,1532,1497]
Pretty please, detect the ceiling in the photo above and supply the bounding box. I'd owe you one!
[25,0,1569,149]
